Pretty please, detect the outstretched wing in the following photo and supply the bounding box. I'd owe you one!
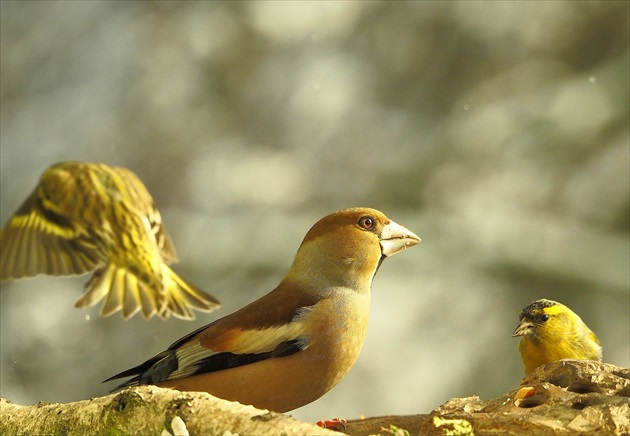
[1,188,101,281]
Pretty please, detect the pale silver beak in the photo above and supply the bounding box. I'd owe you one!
[513,320,535,337]
[380,219,421,257]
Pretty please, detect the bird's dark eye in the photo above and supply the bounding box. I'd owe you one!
[541,314,549,322]
[358,216,376,230]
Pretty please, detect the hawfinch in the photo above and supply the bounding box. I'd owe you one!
[0,161,220,320]
[105,207,420,412]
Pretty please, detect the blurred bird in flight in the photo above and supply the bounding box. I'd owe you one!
[513,298,602,375]
[105,207,420,412]
[0,161,220,320]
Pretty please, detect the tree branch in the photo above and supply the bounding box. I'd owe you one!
[2,361,628,435]
[0,386,336,435]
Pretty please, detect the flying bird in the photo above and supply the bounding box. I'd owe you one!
[105,207,421,412]
[0,161,220,320]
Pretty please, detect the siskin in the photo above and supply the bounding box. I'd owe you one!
[513,298,602,375]
[0,161,220,320]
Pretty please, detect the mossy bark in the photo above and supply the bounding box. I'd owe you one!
[0,386,336,435]
[1,360,628,435]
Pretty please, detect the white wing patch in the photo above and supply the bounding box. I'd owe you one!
[171,309,314,378]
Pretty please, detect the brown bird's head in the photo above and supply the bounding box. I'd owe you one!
[285,207,421,291]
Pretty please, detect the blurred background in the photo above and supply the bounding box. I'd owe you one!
[1,1,628,423]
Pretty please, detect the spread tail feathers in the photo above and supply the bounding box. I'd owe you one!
[75,264,220,320]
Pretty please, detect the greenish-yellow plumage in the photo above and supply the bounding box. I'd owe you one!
[513,298,602,375]
[0,161,219,320]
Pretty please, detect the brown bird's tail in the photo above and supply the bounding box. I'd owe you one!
[75,263,220,320]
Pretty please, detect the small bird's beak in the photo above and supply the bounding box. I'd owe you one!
[512,320,535,337]
[380,220,421,258]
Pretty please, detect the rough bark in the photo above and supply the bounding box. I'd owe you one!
[0,386,336,435]
[1,360,628,435]
[343,360,629,436]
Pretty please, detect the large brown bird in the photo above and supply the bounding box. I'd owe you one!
[105,207,420,412]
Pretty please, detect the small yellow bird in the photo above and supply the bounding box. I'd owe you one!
[0,161,220,320]
[513,298,602,375]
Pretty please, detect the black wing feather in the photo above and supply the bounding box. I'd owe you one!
[104,338,306,391]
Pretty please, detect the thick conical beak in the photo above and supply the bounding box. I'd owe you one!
[380,219,421,257]
[513,319,535,337]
